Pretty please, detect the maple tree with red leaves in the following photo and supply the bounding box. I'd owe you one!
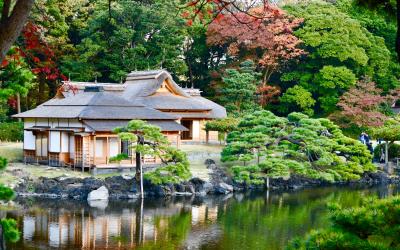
[331,77,400,128]
[17,22,67,104]
[205,4,304,107]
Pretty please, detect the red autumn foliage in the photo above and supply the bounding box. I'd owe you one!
[56,81,79,97]
[7,98,17,109]
[257,84,281,106]
[20,22,65,81]
[206,5,304,107]
[332,78,400,128]
[207,6,304,83]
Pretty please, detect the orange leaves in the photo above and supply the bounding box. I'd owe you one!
[257,84,280,107]
[57,82,79,97]
[206,5,304,65]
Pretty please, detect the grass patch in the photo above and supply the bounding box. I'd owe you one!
[1,163,91,187]
[0,142,23,162]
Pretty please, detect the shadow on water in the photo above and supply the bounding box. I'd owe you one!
[3,184,400,250]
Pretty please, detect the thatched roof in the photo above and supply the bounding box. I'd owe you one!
[14,69,227,122]
[84,120,188,132]
[14,92,177,120]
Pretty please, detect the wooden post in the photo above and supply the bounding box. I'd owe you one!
[93,136,96,166]
[206,130,209,144]
[136,135,144,198]
[106,137,109,165]
[385,141,389,172]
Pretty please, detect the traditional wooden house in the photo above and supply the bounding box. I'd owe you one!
[13,70,226,169]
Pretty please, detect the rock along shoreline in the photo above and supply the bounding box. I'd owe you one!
[14,160,400,201]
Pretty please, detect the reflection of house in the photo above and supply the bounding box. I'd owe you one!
[14,70,226,168]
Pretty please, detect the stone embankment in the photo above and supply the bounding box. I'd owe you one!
[14,159,400,201]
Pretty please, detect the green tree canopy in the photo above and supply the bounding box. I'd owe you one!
[279,85,315,116]
[222,111,375,185]
[63,0,187,82]
[288,196,400,249]
[219,60,259,114]
[113,120,191,185]
[281,1,392,115]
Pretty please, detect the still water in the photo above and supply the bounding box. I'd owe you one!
[4,185,400,250]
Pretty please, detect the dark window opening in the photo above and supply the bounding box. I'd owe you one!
[121,140,132,157]
[181,120,193,140]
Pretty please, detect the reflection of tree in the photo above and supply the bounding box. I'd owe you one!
[212,187,389,250]
[5,186,400,249]
[138,210,191,250]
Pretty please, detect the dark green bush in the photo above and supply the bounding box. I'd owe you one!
[287,196,400,249]
[373,143,400,160]
[0,122,23,141]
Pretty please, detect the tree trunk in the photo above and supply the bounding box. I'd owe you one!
[135,150,141,182]
[385,141,389,171]
[136,136,144,198]
[0,223,5,250]
[397,0,400,62]
[37,77,45,105]
[186,58,194,88]
[0,0,35,62]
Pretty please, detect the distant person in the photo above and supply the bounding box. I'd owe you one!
[364,133,370,144]
[359,132,366,144]
[380,147,385,163]
[367,142,373,155]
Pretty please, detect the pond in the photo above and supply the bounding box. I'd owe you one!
[4,185,400,250]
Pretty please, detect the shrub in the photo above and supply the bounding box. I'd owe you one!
[0,122,23,141]
[287,196,400,249]
[222,111,375,185]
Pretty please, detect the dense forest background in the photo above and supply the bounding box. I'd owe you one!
[1,0,400,137]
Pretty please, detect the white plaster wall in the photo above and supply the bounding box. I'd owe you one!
[58,119,68,127]
[61,132,69,152]
[23,131,35,150]
[24,118,35,129]
[109,138,119,157]
[49,118,57,128]
[192,120,200,140]
[95,138,104,157]
[69,135,75,159]
[69,119,82,127]
[49,131,61,152]
[36,118,49,127]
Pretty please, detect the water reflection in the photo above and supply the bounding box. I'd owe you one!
[5,185,400,250]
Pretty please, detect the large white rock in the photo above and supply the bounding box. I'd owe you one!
[87,186,109,201]
[88,199,109,210]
